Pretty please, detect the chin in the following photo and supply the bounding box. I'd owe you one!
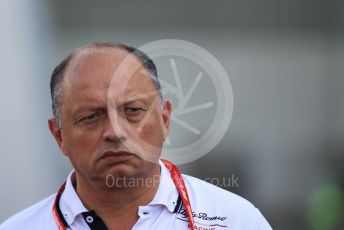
[105,163,140,178]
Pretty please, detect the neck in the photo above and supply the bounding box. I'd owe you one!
[74,164,161,229]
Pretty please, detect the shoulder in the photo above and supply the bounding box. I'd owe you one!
[181,174,272,230]
[0,194,57,230]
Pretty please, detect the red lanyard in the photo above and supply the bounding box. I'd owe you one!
[53,159,195,230]
[53,181,67,230]
[161,159,195,230]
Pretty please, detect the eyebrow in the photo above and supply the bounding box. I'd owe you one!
[124,89,158,103]
[72,106,105,117]
[120,99,152,111]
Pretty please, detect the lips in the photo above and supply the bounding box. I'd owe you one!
[100,151,134,164]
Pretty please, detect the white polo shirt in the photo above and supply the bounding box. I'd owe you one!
[1,160,272,229]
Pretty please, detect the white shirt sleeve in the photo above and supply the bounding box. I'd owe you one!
[254,208,273,230]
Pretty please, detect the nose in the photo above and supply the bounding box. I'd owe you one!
[102,111,126,144]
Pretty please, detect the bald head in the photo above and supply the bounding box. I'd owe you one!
[50,42,162,128]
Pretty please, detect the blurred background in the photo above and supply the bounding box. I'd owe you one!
[1,0,343,229]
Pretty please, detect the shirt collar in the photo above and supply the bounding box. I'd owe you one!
[59,171,88,226]
[147,159,180,212]
[59,159,180,226]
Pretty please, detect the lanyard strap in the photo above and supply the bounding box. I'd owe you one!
[53,160,195,230]
[161,159,195,230]
[53,182,67,230]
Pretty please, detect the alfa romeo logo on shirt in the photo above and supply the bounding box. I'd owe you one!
[138,40,233,164]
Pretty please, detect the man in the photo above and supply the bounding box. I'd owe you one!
[1,42,272,229]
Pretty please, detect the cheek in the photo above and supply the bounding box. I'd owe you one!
[62,129,104,174]
[135,110,166,147]
[138,123,164,148]
[61,128,101,158]
[134,124,163,163]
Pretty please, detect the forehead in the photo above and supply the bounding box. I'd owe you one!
[61,48,157,104]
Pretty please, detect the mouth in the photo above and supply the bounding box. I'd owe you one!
[100,151,134,164]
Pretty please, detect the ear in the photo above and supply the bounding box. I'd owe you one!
[161,100,172,140]
[48,117,65,154]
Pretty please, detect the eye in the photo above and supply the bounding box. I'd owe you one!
[122,105,146,122]
[125,107,142,113]
[124,107,145,119]
[79,112,99,124]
